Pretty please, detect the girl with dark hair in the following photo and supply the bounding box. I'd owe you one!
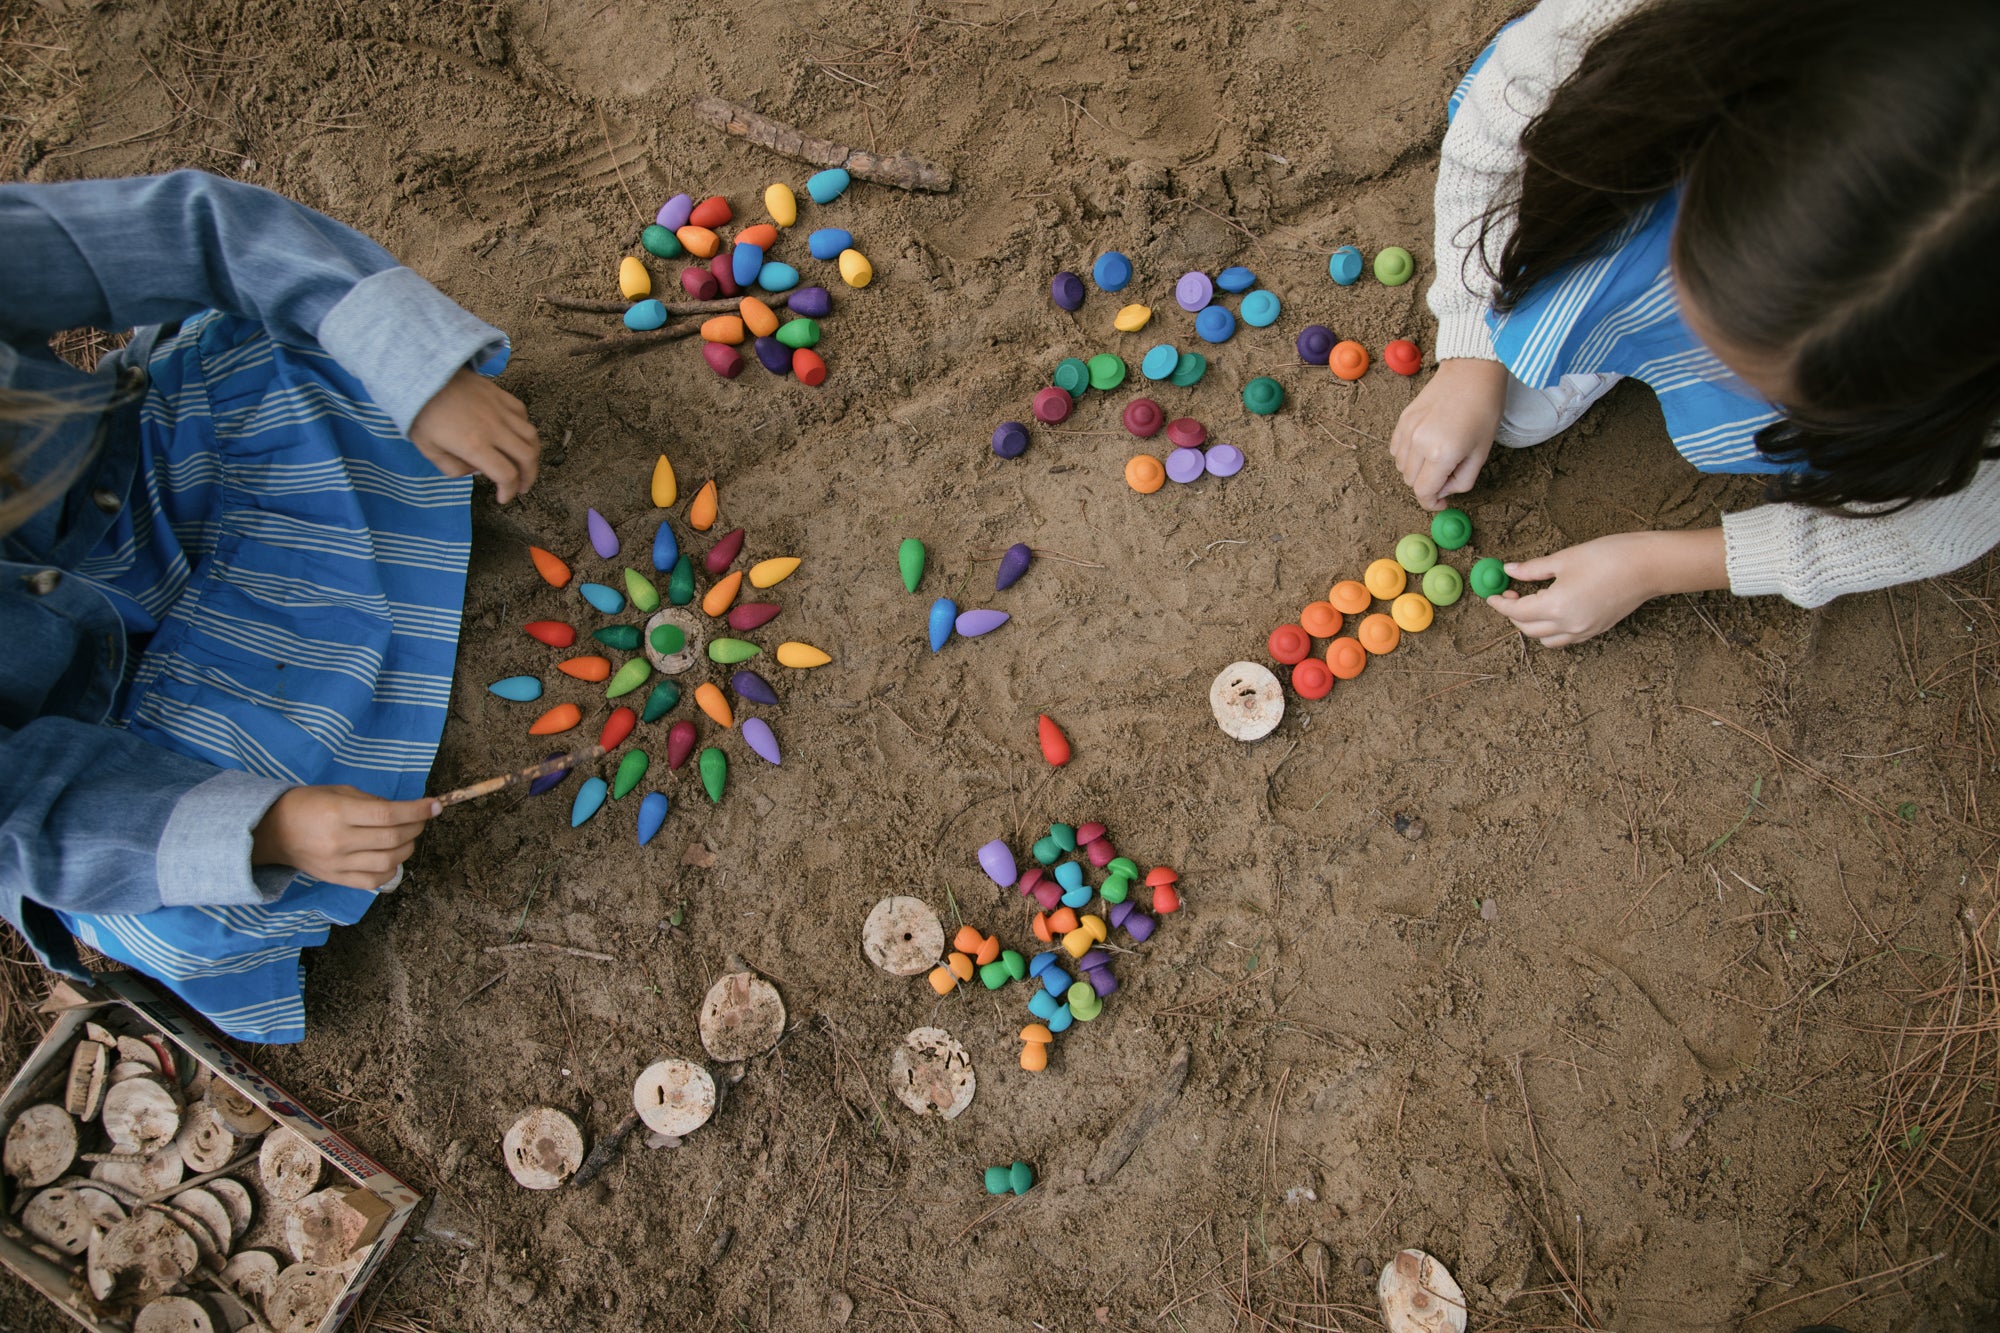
[1391,0,2000,645]
[1,171,540,1041]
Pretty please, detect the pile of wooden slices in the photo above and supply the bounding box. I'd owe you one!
[1,1020,382,1333]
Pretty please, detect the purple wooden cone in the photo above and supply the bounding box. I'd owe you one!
[587,508,619,559]
[955,609,1010,637]
[731,670,779,705]
[527,752,570,796]
[742,716,782,765]
[978,838,1017,887]
[996,543,1032,591]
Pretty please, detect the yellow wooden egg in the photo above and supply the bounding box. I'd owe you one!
[618,256,650,300]
[764,182,797,227]
[837,248,873,289]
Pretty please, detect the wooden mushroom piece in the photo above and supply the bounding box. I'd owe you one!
[861,897,945,976]
[266,1263,344,1333]
[5,1103,79,1187]
[174,1104,238,1175]
[502,1108,584,1190]
[631,1061,716,1138]
[86,1210,199,1303]
[133,1295,218,1333]
[696,965,786,1063]
[283,1188,369,1264]
[66,1040,108,1121]
[102,1078,181,1155]
[22,1184,125,1255]
[888,1027,975,1120]
[258,1127,322,1203]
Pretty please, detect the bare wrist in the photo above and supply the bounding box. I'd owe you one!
[1636,529,1729,599]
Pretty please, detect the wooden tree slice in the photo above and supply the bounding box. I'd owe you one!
[643,608,703,675]
[110,1061,165,1087]
[87,1210,199,1303]
[66,1040,108,1120]
[133,1294,216,1333]
[861,897,945,976]
[697,969,786,1063]
[502,1108,583,1190]
[888,1027,975,1119]
[204,1178,253,1242]
[267,1263,342,1333]
[201,1286,258,1333]
[219,1249,279,1305]
[631,1061,716,1137]
[283,1189,368,1264]
[102,1079,181,1154]
[146,1200,224,1265]
[91,1143,184,1196]
[22,1185,123,1255]
[204,1082,272,1138]
[140,1036,179,1082]
[170,1190,235,1260]
[85,1021,117,1047]
[258,1128,321,1203]
[5,1104,78,1186]
[173,1105,237,1175]
[116,1037,163,1073]
[1210,661,1285,741]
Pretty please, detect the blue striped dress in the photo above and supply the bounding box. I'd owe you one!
[55,311,480,1043]
[1448,38,1787,473]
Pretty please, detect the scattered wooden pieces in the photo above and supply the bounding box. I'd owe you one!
[862,897,945,977]
[5,1103,79,1186]
[697,967,786,1063]
[257,1128,321,1203]
[632,1061,716,1138]
[889,1027,974,1120]
[690,96,953,193]
[1085,1043,1190,1185]
[503,1108,585,1190]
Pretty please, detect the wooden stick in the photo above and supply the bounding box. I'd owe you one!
[571,1110,642,1190]
[1086,1043,1190,1184]
[690,96,952,193]
[565,323,704,358]
[435,744,604,807]
[538,291,818,316]
[138,1146,261,1205]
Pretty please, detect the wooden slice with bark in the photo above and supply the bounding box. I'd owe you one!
[888,1027,975,1120]
[66,1041,108,1121]
[204,1178,253,1242]
[267,1262,343,1333]
[282,1189,366,1264]
[204,1082,272,1138]
[218,1249,279,1305]
[170,1190,234,1261]
[258,1128,320,1203]
[22,1184,124,1255]
[173,1105,237,1176]
[90,1143,184,1196]
[5,1104,78,1187]
[133,1294,216,1333]
[696,966,786,1063]
[102,1079,181,1154]
[86,1210,199,1303]
[502,1108,583,1190]
[631,1061,716,1137]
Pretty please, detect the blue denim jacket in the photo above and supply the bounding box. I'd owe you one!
[0,171,505,980]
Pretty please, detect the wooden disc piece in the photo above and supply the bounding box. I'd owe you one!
[4,1103,78,1186]
[91,1143,185,1196]
[205,1080,273,1137]
[134,1295,216,1333]
[285,1188,366,1263]
[221,1250,280,1305]
[1209,660,1285,741]
[22,1185,124,1255]
[101,1079,181,1154]
[171,1189,235,1260]
[206,1177,254,1241]
[174,1103,237,1175]
[268,1263,344,1333]
[87,1211,199,1303]
[862,897,945,976]
[66,1040,107,1120]
[502,1108,584,1190]
[697,970,786,1062]
[888,1027,975,1120]
[259,1127,322,1203]
[643,607,704,675]
[631,1060,717,1138]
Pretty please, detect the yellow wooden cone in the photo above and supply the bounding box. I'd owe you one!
[689,480,718,531]
[618,256,650,300]
[776,641,830,669]
[748,557,799,589]
[650,455,677,508]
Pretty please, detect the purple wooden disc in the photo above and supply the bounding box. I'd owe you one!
[1051,271,1085,311]
[997,542,1032,590]
[657,193,692,229]
[955,608,1010,637]
[1297,324,1334,364]
[1205,444,1245,478]
[527,752,571,796]
[586,508,619,559]
[992,422,1030,458]
[730,670,779,705]
[787,287,832,319]
[754,336,792,375]
[1175,271,1213,312]
[1165,448,1206,484]
[742,716,782,766]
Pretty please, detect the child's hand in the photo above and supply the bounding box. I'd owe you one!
[249,785,441,891]
[409,369,541,503]
[1390,358,1508,510]
[1486,529,1728,647]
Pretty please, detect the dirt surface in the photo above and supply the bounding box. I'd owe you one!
[4,0,1999,1330]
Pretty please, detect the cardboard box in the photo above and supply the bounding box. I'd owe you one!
[0,971,422,1332]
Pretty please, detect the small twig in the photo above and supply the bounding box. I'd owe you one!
[435,744,604,808]
[538,291,821,316]
[597,105,644,222]
[571,1110,642,1189]
[139,1147,260,1204]
[565,322,704,357]
[482,941,616,962]
[690,95,952,192]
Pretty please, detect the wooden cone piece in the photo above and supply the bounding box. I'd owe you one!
[133,1294,217,1333]
[267,1263,343,1333]
[174,1105,237,1175]
[284,1188,372,1265]
[205,1081,273,1138]
[102,1079,181,1154]
[258,1127,322,1203]
[5,1103,79,1186]
[888,1027,975,1120]
[631,1061,716,1138]
[502,1108,584,1190]
[90,1143,184,1196]
[66,1040,108,1120]
[219,1250,279,1305]
[22,1184,126,1255]
[861,897,945,977]
[697,967,786,1063]
[170,1190,235,1260]
[87,1210,199,1303]
[205,1178,253,1242]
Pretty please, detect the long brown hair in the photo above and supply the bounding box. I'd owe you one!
[1476,0,2000,508]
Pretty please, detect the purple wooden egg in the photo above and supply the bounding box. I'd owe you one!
[742,716,782,766]
[731,669,779,705]
[657,193,693,229]
[586,508,619,559]
[787,287,832,319]
[754,336,792,374]
[954,608,1010,637]
[996,543,1032,591]
[1125,910,1156,943]
[978,838,1017,887]
[1088,966,1118,997]
[527,752,571,796]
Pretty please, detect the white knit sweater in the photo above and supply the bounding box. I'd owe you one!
[1428,0,2000,607]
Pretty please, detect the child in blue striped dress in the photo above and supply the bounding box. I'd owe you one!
[1,171,541,1041]
[1394,0,2000,645]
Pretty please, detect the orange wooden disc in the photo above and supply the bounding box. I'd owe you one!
[694,681,734,728]
[1327,637,1367,680]
[689,480,718,531]
[1358,613,1401,655]
[736,223,778,250]
[1330,340,1370,381]
[1300,601,1343,637]
[701,569,743,616]
[529,545,571,588]
[699,315,745,344]
[557,656,612,682]
[528,702,582,735]
[1328,580,1371,615]
[738,297,779,338]
[1124,454,1166,494]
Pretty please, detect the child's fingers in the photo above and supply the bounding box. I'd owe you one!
[353,796,443,826]
[1408,454,1459,511]
[1503,555,1562,582]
